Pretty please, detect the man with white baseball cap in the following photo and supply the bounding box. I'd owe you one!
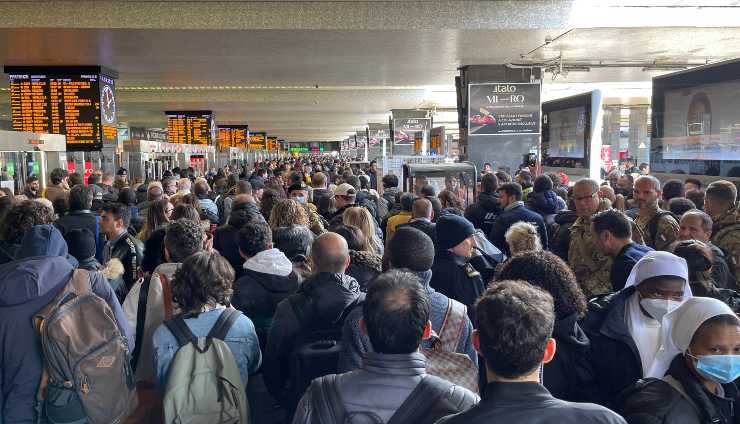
[617,297,740,423]
[582,251,693,405]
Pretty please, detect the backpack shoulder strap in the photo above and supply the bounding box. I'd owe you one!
[131,277,151,372]
[288,293,310,326]
[158,272,175,320]
[386,376,451,424]
[438,299,468,352]
[165,315,196,348]
[309,374,346,424]
[68,269,92,296]
[662,375,703,417]
[207,308,242,341]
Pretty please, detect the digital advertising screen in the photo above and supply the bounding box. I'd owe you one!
[546,106,587,158]
[541,92,592,170]
[468,82,540,137]
[652,59,740,177]
[4,66,118,151]
[166,111,214,145]
[393,118,430,145]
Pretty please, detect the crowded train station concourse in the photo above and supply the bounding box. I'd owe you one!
[4,1,740,423]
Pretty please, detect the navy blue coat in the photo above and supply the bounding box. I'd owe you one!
[488,203,549,255]
[0,225,132,423]
[611,242,653,291]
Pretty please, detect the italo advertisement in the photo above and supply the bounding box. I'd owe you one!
[393,118,431,145]
[468,83,541,136]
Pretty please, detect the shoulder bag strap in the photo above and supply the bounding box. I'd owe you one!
[165,315,196,348]
[159,273,174,320]
[208,308,243,341]
[310,374,346,424]
[131,277,151,372]
[438,299,468,352]
[386,377,449,424]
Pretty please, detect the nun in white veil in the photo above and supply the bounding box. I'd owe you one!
[622,251,693,379]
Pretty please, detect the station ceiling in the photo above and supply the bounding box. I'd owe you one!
[1,1,740,142]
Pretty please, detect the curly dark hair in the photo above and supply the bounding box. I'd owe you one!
[165,218,203,262]
[260,188,283,220]
[172,251,235,313]
[2,200,55,243]
[495,250,587,319]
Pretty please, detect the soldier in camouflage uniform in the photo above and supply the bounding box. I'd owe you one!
[705,180,740,281]
[632,175,679,251]
[569,179,613,298]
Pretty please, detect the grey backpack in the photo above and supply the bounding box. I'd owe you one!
[35,269,136,424]
[163,308,249,424]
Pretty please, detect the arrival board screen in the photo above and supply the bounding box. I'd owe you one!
[5,67,117,151]
[217,125,249,150]
[166,111,214,145]
[249,132,266,150]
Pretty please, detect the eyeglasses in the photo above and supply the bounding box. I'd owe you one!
[574,192,597,202]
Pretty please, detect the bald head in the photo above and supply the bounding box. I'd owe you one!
[412,197,433,219]
[312,232,350,273]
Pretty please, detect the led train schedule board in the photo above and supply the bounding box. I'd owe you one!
[249,132,267,150]
[217,125,249,150]
[4,66,118,151]
[166,111,215,145]
[267,136,278,151]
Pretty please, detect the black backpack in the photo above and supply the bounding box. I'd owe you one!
[286,294,362,410]
[309,374,469,424]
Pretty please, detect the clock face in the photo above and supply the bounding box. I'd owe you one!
[101,85,116,124]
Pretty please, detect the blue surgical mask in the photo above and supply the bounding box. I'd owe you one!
[295,196,306,204]
[688,352,740,384]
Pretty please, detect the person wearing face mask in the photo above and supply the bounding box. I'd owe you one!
[582,251,693,406]
[616,297,740,424]
[287,182,327,235]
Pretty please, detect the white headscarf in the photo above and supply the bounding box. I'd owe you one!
[670,297,736,353]
[622,251,693,378]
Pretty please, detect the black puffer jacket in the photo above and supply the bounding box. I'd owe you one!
[233,268,300,347]
[581,288,643,407]
[548,209,579,261]
[105,231,144,302]
[465,192,502,237]
[263,272,363,408]
[346,250,382,291]
[545,313,598,403]
[616,355,739,424]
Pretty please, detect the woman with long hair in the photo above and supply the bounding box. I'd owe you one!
[268,199,309,229]
[343,206,382,255]
[137,199,171,242]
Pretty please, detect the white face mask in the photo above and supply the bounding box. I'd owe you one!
[639,298,682,322]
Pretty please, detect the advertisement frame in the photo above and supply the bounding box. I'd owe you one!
[467,82,541,137]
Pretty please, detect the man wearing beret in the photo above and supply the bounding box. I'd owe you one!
[430,214,485,324]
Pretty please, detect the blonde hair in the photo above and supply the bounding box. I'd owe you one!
[343,207,378,254]
[269,199,309,229]
[505,221,542,255]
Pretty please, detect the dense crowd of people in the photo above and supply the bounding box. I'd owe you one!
[2,157,740,423]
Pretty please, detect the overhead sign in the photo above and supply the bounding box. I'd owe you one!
[217,125,249,150]
[166,110,215,145]
[249,132,267,150]
[4,66,118,151]
[368,124,388,146]
[468,82,541,136]
[393,118,431,145]
[267,136,278,151]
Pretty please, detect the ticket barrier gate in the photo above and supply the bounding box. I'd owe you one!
[0,130,67,194]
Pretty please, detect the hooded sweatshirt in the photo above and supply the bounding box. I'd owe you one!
[527,190,566,217]
[0,225,132,423]
[465,191,503,236]
[233,249,300,346]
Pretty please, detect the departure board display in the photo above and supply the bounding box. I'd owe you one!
[4,66,118,151]
[217,125,249,150]
[267,136,278,151]
[166,111,215,145]
[249,132,267,150]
